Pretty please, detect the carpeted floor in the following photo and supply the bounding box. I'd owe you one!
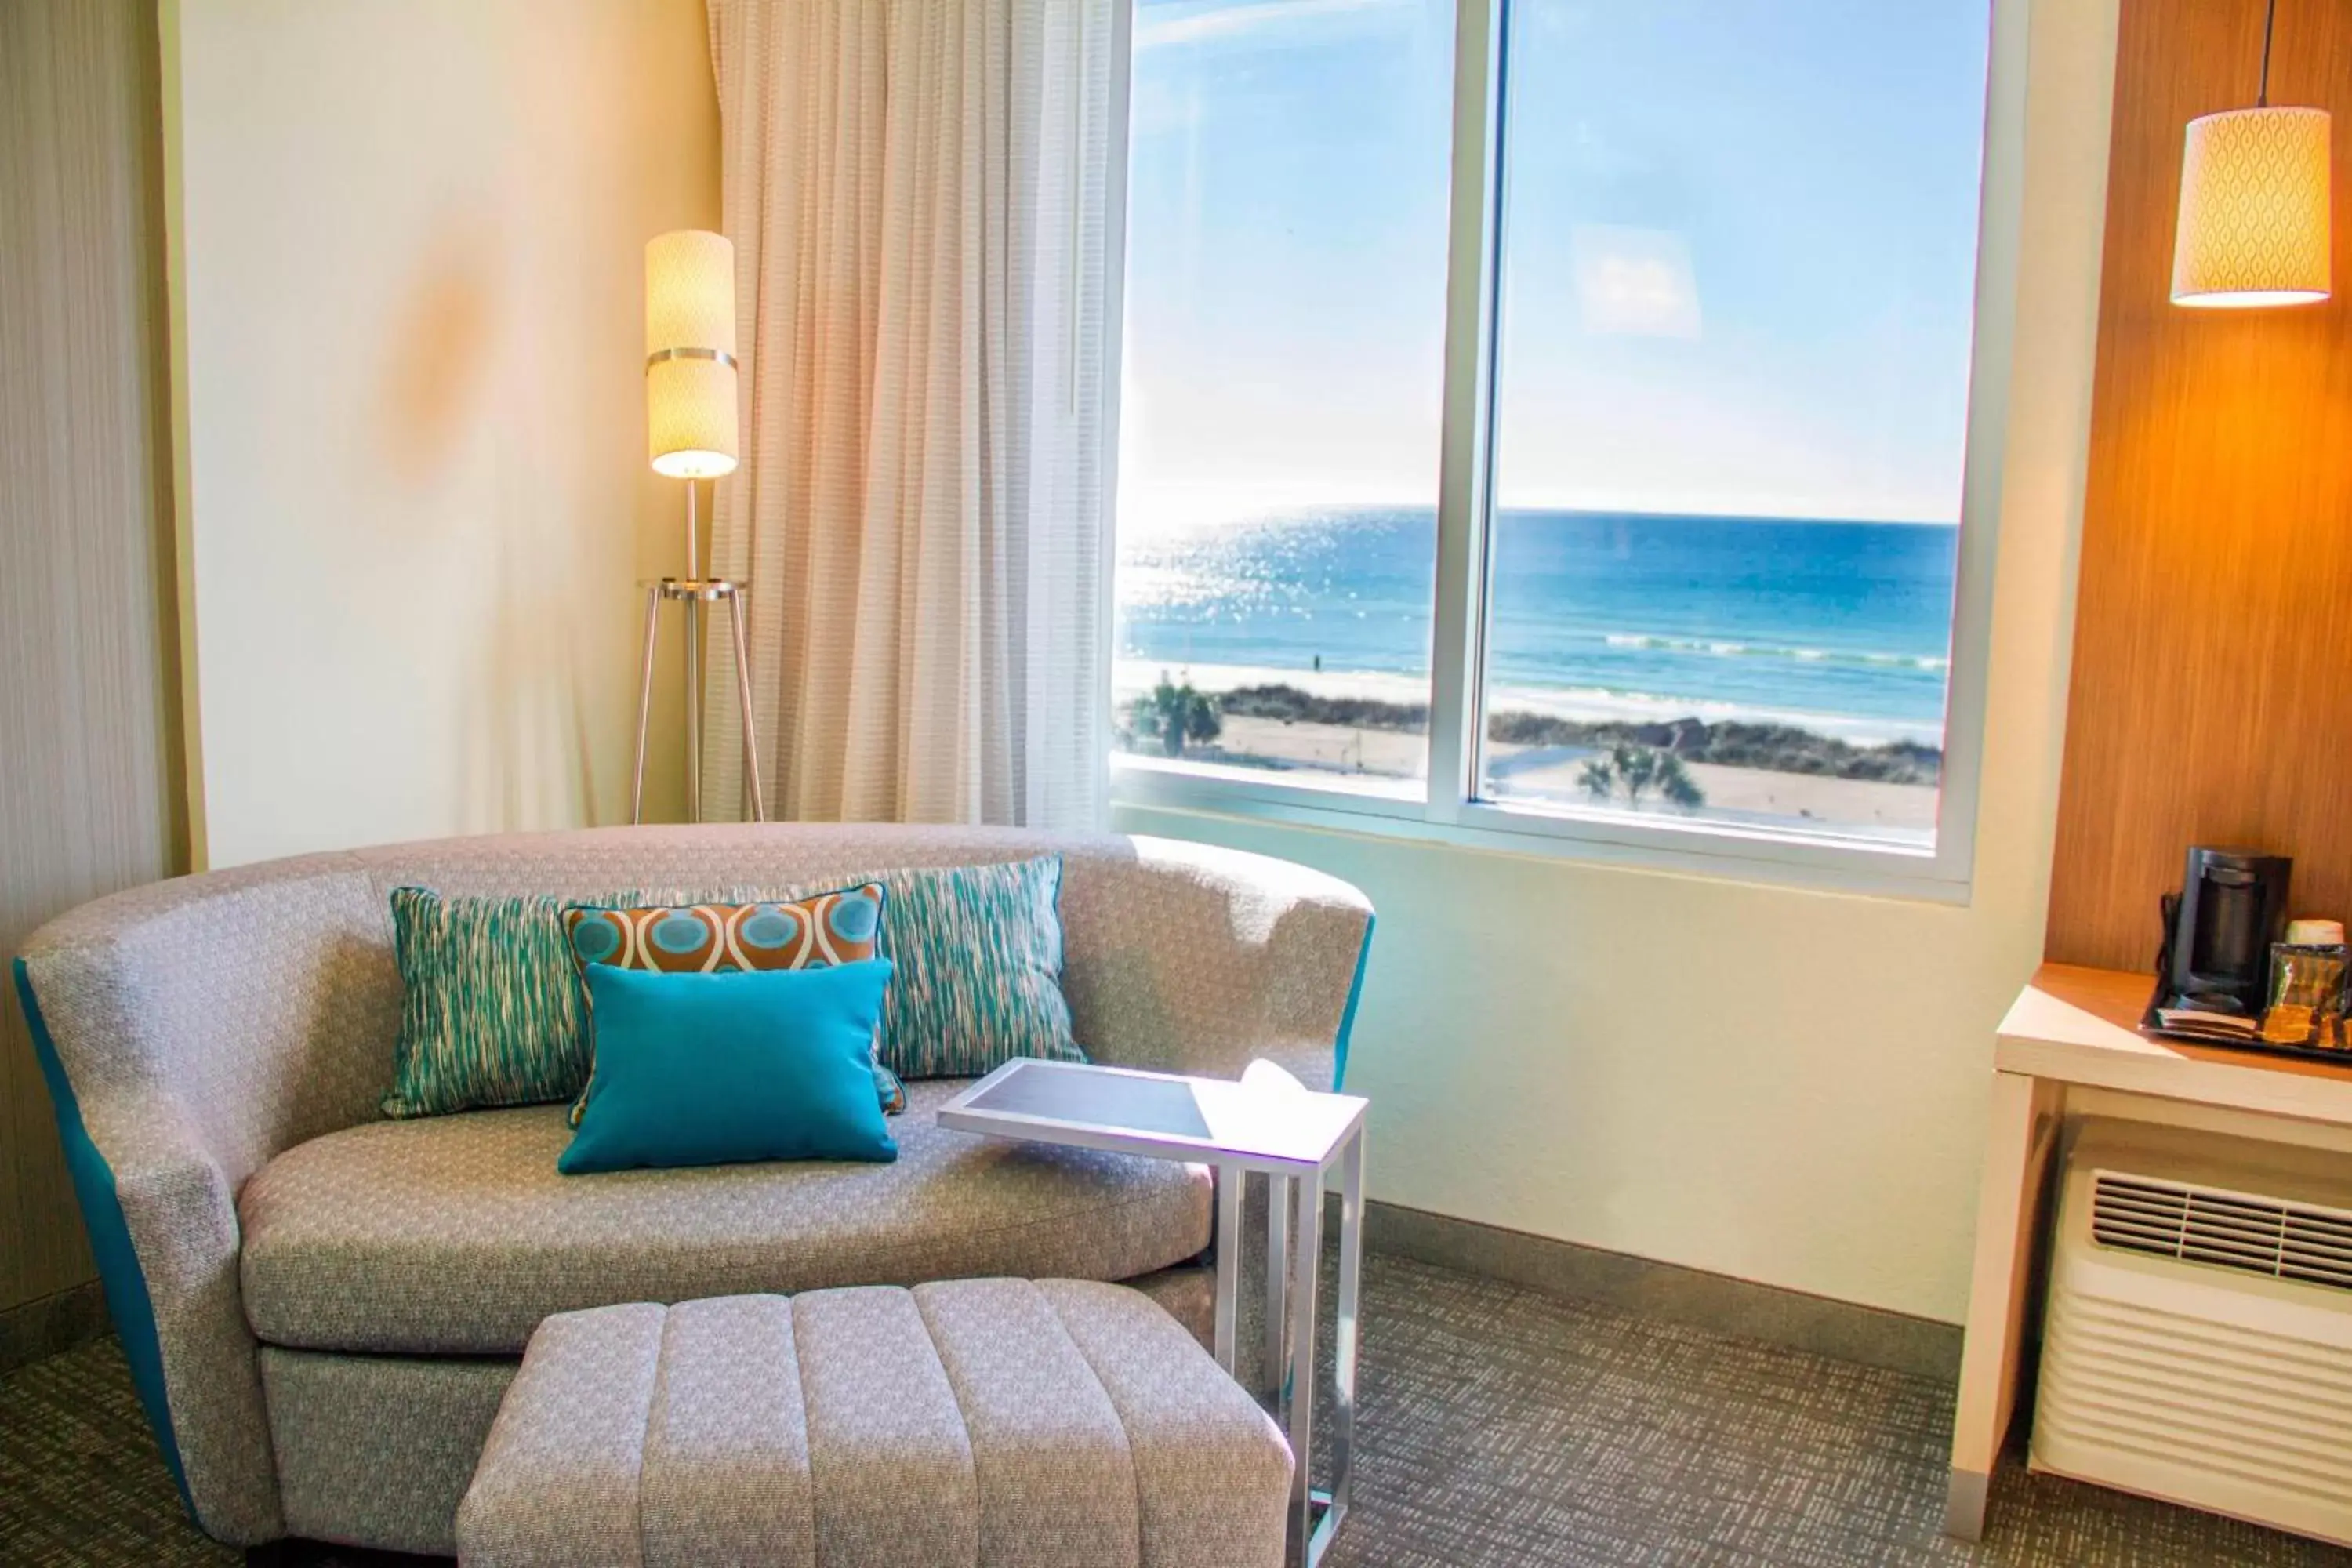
[3,1252,2346,1566]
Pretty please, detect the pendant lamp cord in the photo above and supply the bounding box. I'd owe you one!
[2258,0,2277,106]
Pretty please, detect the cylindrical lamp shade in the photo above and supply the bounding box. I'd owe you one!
[2172,107,2332,308]
[645,230,739,477]
[647,358,738,478]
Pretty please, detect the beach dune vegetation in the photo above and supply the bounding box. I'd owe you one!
[1578,742,1704,810]
[1131,676,1222,758]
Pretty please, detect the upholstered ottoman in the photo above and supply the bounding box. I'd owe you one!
[456,1279,1294,1568]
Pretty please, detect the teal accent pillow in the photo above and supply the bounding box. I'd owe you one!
[557,885,904,1127]
[559,960,899,1174]
[872,857,1086,1080]
[383,887,611,1119]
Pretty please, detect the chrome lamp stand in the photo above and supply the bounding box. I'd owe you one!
[630,479,766,824]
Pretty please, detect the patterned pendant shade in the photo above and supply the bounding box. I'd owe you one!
[2172,104,2332,308]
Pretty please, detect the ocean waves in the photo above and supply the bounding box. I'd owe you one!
[1599,633,1949,673]
[1113,506,1960,732]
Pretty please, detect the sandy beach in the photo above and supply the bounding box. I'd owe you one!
[1116,659,1939,838]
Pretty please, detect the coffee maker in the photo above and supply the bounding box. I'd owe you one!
[2161,846,2293,1017]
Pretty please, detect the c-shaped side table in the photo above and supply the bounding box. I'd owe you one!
[936,1058,1368,1568]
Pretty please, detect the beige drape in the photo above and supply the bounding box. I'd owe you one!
[700,0,1117,829]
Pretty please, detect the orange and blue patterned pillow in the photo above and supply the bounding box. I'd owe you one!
[561,883,906,1125]
[564,884,886,973]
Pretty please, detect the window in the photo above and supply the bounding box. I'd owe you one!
[1112,0,2003,888]
[1114,0,1455,797]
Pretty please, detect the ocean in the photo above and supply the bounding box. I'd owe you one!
[1115,507,1958,746]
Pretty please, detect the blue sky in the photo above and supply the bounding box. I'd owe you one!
[1118,0,1994,533]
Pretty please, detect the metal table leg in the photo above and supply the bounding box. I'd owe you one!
[1267,1171,1291,1400]
[1283,1163,1323,1566]
[1214,1161,1242,1374]
[1323,1129,1363,1555]
[1280,1127,1365,1568]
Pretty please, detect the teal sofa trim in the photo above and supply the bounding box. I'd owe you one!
[12,957,191,1513]
[1333,915,1374,1091]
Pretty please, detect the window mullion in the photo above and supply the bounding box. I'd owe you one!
[1424,0,1506,826]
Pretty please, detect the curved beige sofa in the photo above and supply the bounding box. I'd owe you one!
[13,823,1374,1553]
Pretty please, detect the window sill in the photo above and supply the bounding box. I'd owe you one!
[1109,757,1974,906]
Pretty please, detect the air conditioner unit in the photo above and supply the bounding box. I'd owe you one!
[2033,1119,2352,1547]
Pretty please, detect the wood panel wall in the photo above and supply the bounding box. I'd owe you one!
[0,1,184,1314]
[2045,0,2352,972]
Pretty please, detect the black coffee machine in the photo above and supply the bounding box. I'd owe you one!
[2161,846,2293,1017]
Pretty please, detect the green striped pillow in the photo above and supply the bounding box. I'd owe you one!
[381,887,613,1119]
[871,857,1086,1080]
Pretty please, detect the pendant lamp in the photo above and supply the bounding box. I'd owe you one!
[2171,0,2332,308]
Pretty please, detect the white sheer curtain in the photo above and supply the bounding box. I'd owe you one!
[699,0,1118,830]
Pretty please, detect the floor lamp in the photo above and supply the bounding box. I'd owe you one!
[633,229,766,825]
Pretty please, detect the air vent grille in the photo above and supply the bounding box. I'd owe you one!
[2092,1171,2352,1292]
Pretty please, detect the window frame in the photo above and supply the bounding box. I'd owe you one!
[1103,0,2029,905]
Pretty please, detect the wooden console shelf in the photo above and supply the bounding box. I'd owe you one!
[1945,962,2352,1539]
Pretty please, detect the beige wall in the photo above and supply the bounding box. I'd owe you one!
[167,0,718,869]
[1117,0,2118,1324]
[1,0,183,1316]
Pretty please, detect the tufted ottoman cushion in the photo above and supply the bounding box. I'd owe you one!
[455,1279,1292,1568]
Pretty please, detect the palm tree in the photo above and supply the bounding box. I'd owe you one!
[1131,675,1221,758]
[1578,742,1704,809]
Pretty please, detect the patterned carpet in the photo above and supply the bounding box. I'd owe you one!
[3,1252,2345,1567]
